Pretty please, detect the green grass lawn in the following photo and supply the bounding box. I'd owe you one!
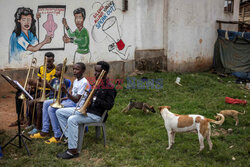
[0,72,249,167]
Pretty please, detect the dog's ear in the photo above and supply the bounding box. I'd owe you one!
[159,106,171,111]
[151,107,156,113]
[158,106,164,111]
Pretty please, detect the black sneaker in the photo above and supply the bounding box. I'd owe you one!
[57,150,79,159]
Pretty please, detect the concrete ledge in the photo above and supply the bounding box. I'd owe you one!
[0,60,135,95]
[135,49,167,71]
[167,56,213,72]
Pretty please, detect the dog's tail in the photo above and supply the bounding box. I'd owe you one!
[147,105,156,113]
[207,113,225,125]
[239,110,246,115]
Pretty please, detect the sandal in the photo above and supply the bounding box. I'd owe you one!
[25,124,34,130]
[30,132,46,139]
[45,137,60,144]
[28,128,38,135]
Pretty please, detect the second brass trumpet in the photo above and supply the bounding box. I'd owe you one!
[50,58,67,108]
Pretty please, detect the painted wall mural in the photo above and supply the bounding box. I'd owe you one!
[9,7,52,63]
[8,1,132,66]
[89,0,132,60]
[63,7,91,64]
[43,14,58,38]
[38,5,66,50]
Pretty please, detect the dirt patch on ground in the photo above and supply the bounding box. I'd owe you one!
[0,82,19,132]
[211,128,231,136]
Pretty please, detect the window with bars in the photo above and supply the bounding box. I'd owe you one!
[224,0,234,13]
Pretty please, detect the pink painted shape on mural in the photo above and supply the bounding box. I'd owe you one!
[43,14,58,37]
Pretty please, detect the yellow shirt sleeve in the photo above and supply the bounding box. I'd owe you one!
[37,66,56,90]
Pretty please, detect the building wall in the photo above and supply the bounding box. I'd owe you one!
[0,0,137,69]
[0,0,240,73]
[166,0,240,72]
[134,0,166,72]
[239,1,250,27]
[135,0,164,50]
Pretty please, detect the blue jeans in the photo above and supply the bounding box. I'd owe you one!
[42,99,76,138]
[56,107,101,149]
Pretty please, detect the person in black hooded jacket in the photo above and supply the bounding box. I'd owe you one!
[56,61,116,159]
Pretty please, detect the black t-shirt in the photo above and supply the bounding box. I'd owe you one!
[87,79,117,120]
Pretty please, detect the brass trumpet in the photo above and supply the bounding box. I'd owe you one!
[78,70,106,116]
[50,58,67,108]
[37,56,48,102]
[30,58,37,78]
[18,57,37,100]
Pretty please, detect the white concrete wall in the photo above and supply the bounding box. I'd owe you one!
[136,0,164,50]
[0,0,136,69]
[0,0,241,72]
[166,0,240,72]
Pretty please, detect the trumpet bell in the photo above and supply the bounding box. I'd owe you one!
[49,58,67,109]
[50,101,64,108]
[37,95,47,102]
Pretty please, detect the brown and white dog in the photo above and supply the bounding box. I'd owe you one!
[159,106,224,151]
[215,110,245,126]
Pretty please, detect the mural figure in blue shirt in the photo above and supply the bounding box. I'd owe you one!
[9,7,52,63]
